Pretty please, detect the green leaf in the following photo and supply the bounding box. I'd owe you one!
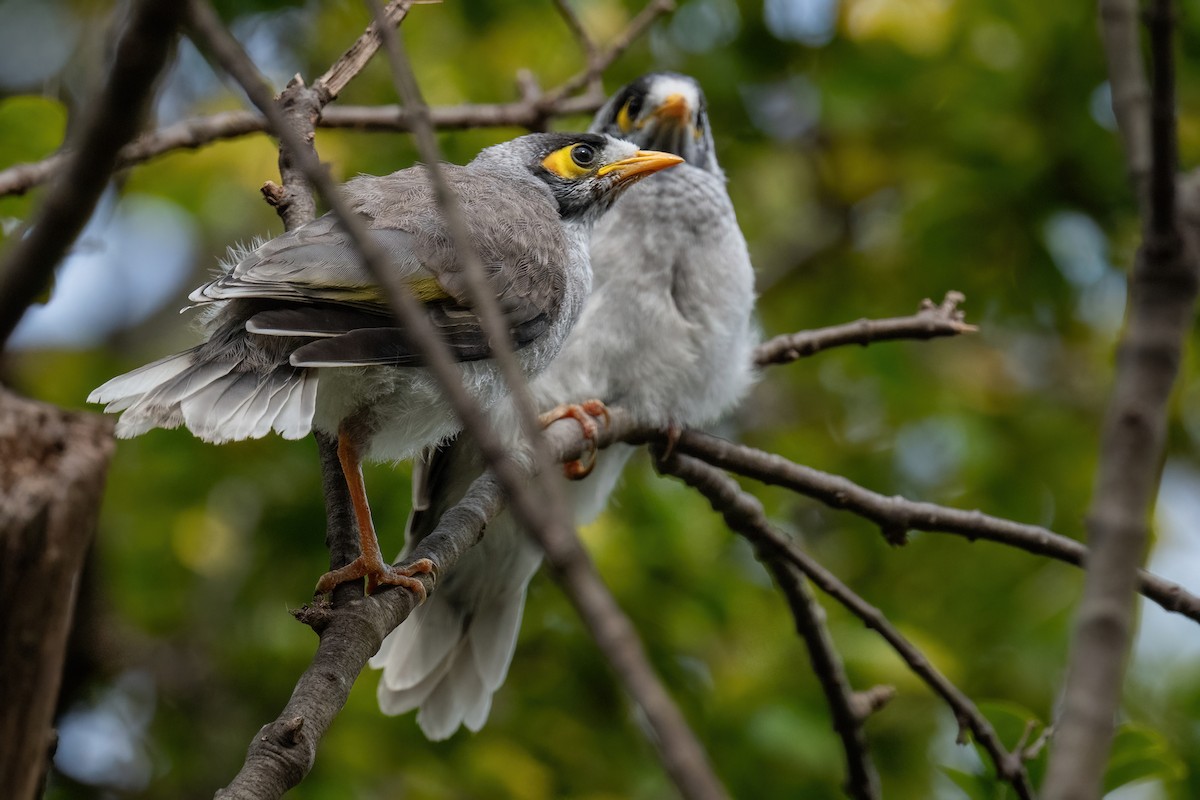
[1102,723,1187,794]
[941,766,994,800]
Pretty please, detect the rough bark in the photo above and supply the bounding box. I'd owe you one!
[0,389,115,800]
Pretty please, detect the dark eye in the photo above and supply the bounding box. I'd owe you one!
[570,144,597,168]
[626,93,643,119]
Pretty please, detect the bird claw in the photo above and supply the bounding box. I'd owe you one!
[539,399,610,480]
[659,422,683,463]
[315,556,435,600]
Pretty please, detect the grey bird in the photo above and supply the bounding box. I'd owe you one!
[88,132,683,595]
[370,72,759,739]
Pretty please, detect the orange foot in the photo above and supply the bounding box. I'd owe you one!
[539,399,610,480]
[315,556,435,599]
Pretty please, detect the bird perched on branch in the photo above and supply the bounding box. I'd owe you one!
[371,72,759,739]
[89,132,682,595]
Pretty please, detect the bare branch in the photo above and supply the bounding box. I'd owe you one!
[314,0,421,99]
[187,3,716,795]
[365,7,727,797]
[0,0,184,351]
[365,0,558,504]
[654,449,1035,800]
[757,554,882,799]
[1099,0,1152,205]
[551,0,598,59]
[753,291,976,367]
[181,1,553,793]
[672,430,1200,625]
[1045,2,1199,795]
[0,0,659,200]
[543,0,676,104]
[214,409,643,800]
[543,525,731,800]
[0,94,608,199]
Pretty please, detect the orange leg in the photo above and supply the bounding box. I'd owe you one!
[314,429,434,598]
[539,399,610,480]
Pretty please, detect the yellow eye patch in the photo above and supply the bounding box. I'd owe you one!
[617,99,634,132]
[542,144,595,180]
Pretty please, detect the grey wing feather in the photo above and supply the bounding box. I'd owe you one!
[190,224,426,306]
[287,308,551,368]
[246,304,395,338]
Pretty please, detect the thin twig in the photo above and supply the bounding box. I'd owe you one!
[0,0,185,350]
[551,0,598,59]
[542,0,676,104]
[654,450,1035,800]
[544,525,731,800]
[758,554,882,799]
[1044,1,1199,796]
[753,291,976,367]
[671,430,1200,625]
[314,0,420,99]
[0,95,608,198]
[0,0,665,201]
[365,0,561,516]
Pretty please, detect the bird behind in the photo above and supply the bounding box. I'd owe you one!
[372,73,759,738]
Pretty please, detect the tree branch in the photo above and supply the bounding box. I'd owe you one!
[1044,1,1199,795]
[365,6,726,797]
[550,0,598,61]
[753,291,976,367]
[758,555,884,799]
[542,0,676,104]
[314,0,421,99]
[0,0,185,351]
[1099,0,1152,206]
[215,410,643,800]
[0,95,609,199]
[653,449,1035,800]
[671,430,1200,625]
[0,0,671,201]
[187,2,717,795]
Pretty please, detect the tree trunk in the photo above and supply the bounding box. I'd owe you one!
[0,388,115,800]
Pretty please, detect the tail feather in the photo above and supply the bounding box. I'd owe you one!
[183,372,257,442]
[90,349,317,443]
[416,646,490,740]
[89,351,196,411]
[470,586,531,692]
[374,638,458,715]
[373,599,465,693]
[372,521,542,739]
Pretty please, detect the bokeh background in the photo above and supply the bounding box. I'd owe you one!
[2,0,1199,797]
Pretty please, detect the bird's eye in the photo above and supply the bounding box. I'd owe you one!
[617,94,643,132]
[570,144,597,168]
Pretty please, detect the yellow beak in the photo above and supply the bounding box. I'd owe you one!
[653,93,691,124]
[596,150,685,185]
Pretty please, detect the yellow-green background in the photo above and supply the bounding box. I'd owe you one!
[2,0,1198,797]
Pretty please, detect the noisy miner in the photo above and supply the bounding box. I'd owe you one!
[371,72,759,739]
[88,132,682,596]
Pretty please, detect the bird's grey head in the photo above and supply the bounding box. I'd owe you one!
[589,72,721,176]
[470,133,682,224]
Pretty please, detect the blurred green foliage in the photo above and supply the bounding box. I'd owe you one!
[3,0,1200,797]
